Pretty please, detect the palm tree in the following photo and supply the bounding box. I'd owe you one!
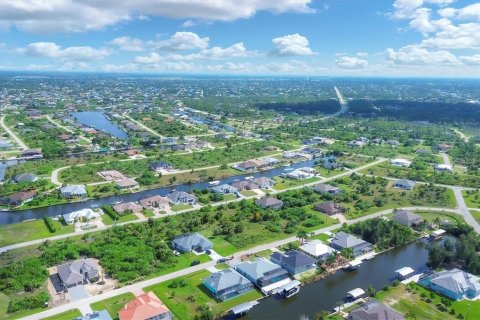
[405,311,417,320]
[296,229,309,245]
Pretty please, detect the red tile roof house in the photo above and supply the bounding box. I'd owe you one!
[119,292,173,320]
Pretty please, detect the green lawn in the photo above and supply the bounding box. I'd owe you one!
[310,233,332,243]
[143,209,155,218]
[240,190,257,197]
[415,210,466,226]
[40,309,82,320]
[0,219,75,247]
[144,270,263,320]
[170,204,193,212]
[0,292,47,320]
[207,235,238,257]
[470,210,480,224]
[377,283,480,320]
[90,292,135,320]
[273,176,321,191]
[145,252,211,280]
[462,190,480,209]
[101,213,138,225]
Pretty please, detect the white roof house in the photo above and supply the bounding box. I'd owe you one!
[435,164,453,172]
[300,240,336,259]
[62,208,101,225]
[391,158,412,168]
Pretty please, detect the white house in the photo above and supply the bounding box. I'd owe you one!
[435,164,453,172]
[391,158,412,168]
[62,208,101,225]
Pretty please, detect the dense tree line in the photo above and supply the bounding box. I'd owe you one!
[344,218,416,250]
[256,100,340,115]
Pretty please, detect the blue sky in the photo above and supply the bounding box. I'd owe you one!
[0,0,479,76]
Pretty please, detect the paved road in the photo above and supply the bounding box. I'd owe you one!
[441,153,452,167]
[23,204,455,320]
[451,186,480,233]
[45,115,91,143]
[0,115,28,150]
[452,128,469,142]
[124,114,165,139]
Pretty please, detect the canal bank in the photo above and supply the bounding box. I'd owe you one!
[0,159,316,225]
[241,239,430,320]
[71,111,128,139]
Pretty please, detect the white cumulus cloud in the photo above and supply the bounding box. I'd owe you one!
[335,56,369,69]
[270,34,316,56]
[151,32,209,50]
[386,45,458,65]
[17,42,112,61]
[109,37,144,52]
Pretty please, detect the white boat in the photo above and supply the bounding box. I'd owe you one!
[277,280,301,299]
[208,180,220,186]
[244,176,254,180]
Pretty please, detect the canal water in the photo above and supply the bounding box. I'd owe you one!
[0,159,315,224]
[243,239,430,320]
[71,111,128,139]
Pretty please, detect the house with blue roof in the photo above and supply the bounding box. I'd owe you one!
[235,258,290,293]
[203,268,254,301]
[211,184,238,195]
[270,249,317,275]
[419,268,480,300]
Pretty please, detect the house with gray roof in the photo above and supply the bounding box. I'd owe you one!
[251,177,275,189]
[270,249,317,275]
[171,232,213,253]
[203,268,254,301]
[255,196,284,210]
[348,299,404,320]
[235,258,290,292]
[330,232,373,257]
[166,191,198,205]
[139,195,170,210]
[60,185,87,199]
[393,179,416,190]
[231,180,259,191]
[211,184,238,195]
[13,173,38,183]
[419,268,480,300]
[392,209,423,227]
[74,310,112,320]
[313,183,343,195]
[57,258,99,289]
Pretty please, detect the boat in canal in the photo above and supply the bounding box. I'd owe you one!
[343,259,362,271]
[208,180,220,186]
[277,280,301,298]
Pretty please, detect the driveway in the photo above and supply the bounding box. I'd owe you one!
[68,285,89,301]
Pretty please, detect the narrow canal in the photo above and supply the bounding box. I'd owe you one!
[71,111,128,139]
[0,159,316,224]
[242,239,430,320]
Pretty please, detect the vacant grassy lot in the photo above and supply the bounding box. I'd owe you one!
[462,190,480,208]
[415,210,466,226]
[273,176,321,190]
[0,219,74,247]
[90,292,135,320]
[101,213,138,225]
[41,309,82,320]
[144,269,263,320]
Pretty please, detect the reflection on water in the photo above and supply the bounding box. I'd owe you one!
[71,111,128,139]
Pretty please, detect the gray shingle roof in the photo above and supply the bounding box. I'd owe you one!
[57,258,98,286]
[349,299,404,320]
[430,268,480,294]
[171,232,212,251]
[203,268,251,291]
[271,249,317,269]
[331,232,371,249]
[236,258,284,281]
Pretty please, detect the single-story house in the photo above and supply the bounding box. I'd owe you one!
[139,195,170,210]
[60,185,87,199]
[0,190,36,206]
[115,178,140,190]
[171,232,213,253]
[235,159,263,172]
[21,148,43,159]
[231,180,259,191]
[270,249,317,275]
[112,202,143,215]
[211,184,238,195]
[255,197,284,210]
[348,300,404,320]
[392,209,423,227]
[119,292,173,320]
[13,173,38,183]
[166,191,198,205]
[300,240,337,261]
[393,179,416,190]
[252,177,275,189]
[313,183,343,195]
[63,208,101,225]
[150,161,173,173]
[419,268,480,300]
[235,258,290,293]
[57,258,99,289]
[203,268,254,301]
[391,158,412,168]
[314,202,345,215]
[286,169,312,180]
[75,310,112,320]
[437,143,451,153]
[329,232,373,257]
[435,164,453,172]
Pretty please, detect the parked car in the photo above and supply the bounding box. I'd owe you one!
[190,260,201,266]
[173,250,180,256]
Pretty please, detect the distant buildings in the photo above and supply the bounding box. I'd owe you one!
[211,184,238,195]
[12,173,37,183]
[390,158,412,168]
[139,195,170,210]
[115,178,140,190]
[435,164,453,172]
[314,202,345,215]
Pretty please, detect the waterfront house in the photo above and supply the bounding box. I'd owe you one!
[231,180,259,191]
[203,268,254,301]
[348,299,404,320]
[0,190,36,206]
[97,170,127,181]
[313,183,343,195]
[270,249,317,275]
[286,169,312,180]
[60,185,87,199]
[57,258,99,289]
[392,209,423,227]
[166,191,198,205]
[255,196,284,210]
[119,292,173,320]
[251,177,275,189]
[171,232,213,253]
[300,240,337,261]
[393,179,416,190]
[62,208,101,225]
[235,258,290,294]
[314,202,345,215]
[113,202,143,215]
[211,184,238,195]
[74,310,112,320]
[235,159,263,172]
[115,178,140,190]
[329,232,373,257]
[139,195,170,210]
[13,173,38,183]
[419,268,480,300]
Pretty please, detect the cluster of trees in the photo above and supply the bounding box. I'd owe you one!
[256,100,341,115]
[130,112,204,136]
[344,218,416,250]
[427,225,480,274]
[449,142,480,172]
